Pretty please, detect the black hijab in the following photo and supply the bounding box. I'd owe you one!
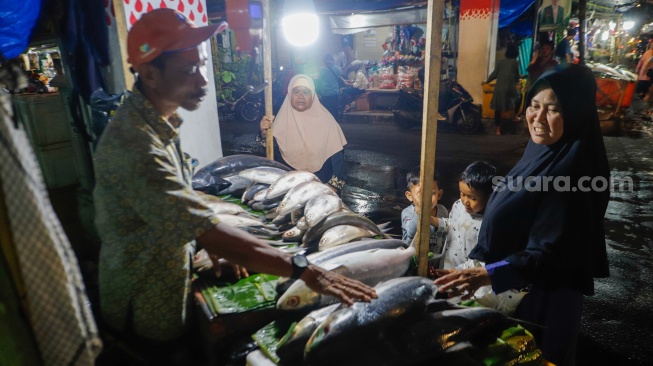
[470,64,610,295]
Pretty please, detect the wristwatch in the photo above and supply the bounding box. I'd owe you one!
[290,254,309,279]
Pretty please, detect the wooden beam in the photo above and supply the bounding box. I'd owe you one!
[112,0,134,88]
[416,0,443,277]
[263,0,274,160]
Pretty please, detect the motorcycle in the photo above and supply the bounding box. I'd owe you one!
[229,67,288,122]
[392,78,481,134]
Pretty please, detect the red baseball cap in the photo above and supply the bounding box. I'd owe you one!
[127,8,227,69]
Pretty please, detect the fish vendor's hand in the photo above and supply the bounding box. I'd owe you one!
[433,267,491,300]
[211,256,250,280]
[259,115,274,135]
[302,264,378,305]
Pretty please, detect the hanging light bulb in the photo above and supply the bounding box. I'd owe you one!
[623,21,635,31]
[602,30,609,41]
[282,0,319,47]
[609,21,616,30]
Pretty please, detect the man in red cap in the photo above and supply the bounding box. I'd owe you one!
[93,8,376,363]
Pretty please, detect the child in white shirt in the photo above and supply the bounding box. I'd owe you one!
[438,161,496,269]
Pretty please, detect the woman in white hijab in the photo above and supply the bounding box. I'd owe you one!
[260,74,348,193]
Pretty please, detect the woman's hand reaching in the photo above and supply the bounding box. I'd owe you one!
[260,115,274,135]
[433,267,491,300]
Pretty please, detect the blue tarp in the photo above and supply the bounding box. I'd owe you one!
[0,0,42,59]
[499,0,536,35]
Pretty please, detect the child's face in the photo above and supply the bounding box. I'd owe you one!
[406,181,443,210]
[459,181,489,215]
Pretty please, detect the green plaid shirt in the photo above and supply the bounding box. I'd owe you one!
[93,87,219,341]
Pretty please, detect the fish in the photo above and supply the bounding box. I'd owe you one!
[252,189,268,202]
[241,183,269,204]
[303,277,441,366]
[296,216,309,231]
[276,303,340,364]
[191,174,231,196]
[281,226,306,243]
[265,171,320,200]
[306,306,515,366]
[276,244,416,311]
[318,224,378,251]
[251,200,280,212]
[290,208,304,225]
[302,212,385,253]
[275,238,408,296]
[195,154,290,180]
[303,194,347,228]
[238,166,288,185]
[215,214,276,230]
[275,181,336,218]
[204,199,249,216]
[215,175,254,195]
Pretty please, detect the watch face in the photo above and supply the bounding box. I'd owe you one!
[293,254,308,268]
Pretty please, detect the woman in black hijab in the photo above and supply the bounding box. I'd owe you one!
[434,64,610,365]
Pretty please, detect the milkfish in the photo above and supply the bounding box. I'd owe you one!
[303,277,442,366]
[275,238,408,297]
[317,224,378,251]
[251,200,280,212]
[204,200,249,216]
[296,216,309,231]
[276,244,416,311]
[276,303,340,364]
[215,214,275,230]
[194,154,290,180]
[275,181,336,218]
[281,226,306,243]
[215,175,253,195]
[192,174,231,196]
[238,166,288,185]
[303,194,348,228]
[302,212,385,253]
[241,183,269,204]
[305,305,516,366]
[265,171,320,200]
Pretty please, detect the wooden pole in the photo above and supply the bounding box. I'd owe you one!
[416,0,444,277]
[263,0,274,160]
[578,0,586,65]
[113,0,134,88]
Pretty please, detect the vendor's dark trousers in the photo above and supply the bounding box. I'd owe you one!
[514,286,582,366]
[636,80,651,97]
[341,87,364,111]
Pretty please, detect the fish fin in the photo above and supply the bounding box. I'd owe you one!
[376,221,392,229]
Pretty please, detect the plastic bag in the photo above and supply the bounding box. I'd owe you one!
[396,66,414,90]
[378,67,396,89]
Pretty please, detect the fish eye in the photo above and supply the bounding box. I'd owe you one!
[287,296,300,308]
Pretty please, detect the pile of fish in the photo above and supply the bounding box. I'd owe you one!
[587,62,637,81]
[269,277,541,366]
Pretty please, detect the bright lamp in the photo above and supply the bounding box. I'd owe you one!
[282,0,319,47]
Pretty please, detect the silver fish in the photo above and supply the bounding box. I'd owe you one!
[304,277,439,366]
[215,214,275,230]
[276,181,336,218]
[302,212,384,252]
[282,226,306,242]
[296,216,309,231]
[304,194,346,228]
[275,239,408,296]
[276,244,416,311]
[318,225,377,251]
[238,166,287,185]
[276,303,340,363]
[265,171,320,200]
[215,175,253,195]
[205,200,248,216]
[241,183,269,203]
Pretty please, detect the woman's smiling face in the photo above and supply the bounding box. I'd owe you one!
[526,87,564,145]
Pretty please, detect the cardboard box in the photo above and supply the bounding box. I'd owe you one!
[354,92,371,111]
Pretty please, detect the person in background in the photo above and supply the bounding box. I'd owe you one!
[401,167,449,270]
[526,39,558,90]
[317,54,345,121]
[439,161,496,270]
[94,10,375,364]
[434,64,610,365]
[259,74,348,194]
[486,43,521,135]
[555,28,576,64]
[341,60,368,113]
[635,42,653,99]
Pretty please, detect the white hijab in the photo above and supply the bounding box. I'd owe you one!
[273,74,347,172]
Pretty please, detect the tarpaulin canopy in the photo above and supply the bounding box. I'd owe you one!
[499,0,536,36]
[328,7,427,35]
[0,0,42,59]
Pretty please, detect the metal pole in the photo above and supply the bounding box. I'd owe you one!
[578,0,587,65]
